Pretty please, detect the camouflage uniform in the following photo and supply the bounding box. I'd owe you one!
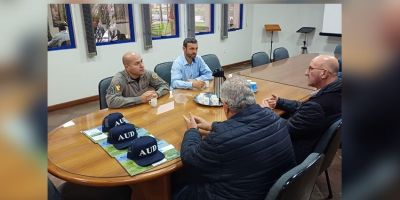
[106,70,169,108]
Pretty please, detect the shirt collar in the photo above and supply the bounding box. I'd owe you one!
[123,70,144,83]
[183,55,196,66]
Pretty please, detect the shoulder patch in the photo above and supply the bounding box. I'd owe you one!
[115,84,121,92]
[152,73,158,79]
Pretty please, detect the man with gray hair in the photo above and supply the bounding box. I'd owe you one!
[173,76,296,200]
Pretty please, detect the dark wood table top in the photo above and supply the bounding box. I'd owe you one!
[237,53,319,90]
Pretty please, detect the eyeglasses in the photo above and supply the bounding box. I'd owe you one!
[307,66,326,72]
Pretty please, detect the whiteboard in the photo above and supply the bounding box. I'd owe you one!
[320,4,342,37]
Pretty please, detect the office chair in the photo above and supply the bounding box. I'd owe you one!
[334,45,342,59]
[154,61,173,86]
[251,52,270,67]
[201,54,222,72]
[337,58,342,78]
[265,153,325,200]
[313,119,342,199]
[98,76,113,110]
[60,40,71,46]
[48,178,61,200]
[273,47,289,62]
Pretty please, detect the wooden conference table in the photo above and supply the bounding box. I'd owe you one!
[238,53,319,90]
[48,55,315,200]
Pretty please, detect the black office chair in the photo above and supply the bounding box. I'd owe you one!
[60,40,71,46]
[337,58,342,78]
[313,119,342,199]
[273,47,289,62]
[334,45,342,59]
[251,52,270,67]
[59,182,131,200]
[154,61,173,86]
[48,178,61,200]
[265,153,325,200]
[98,76,113,110]
[201,54,222,72]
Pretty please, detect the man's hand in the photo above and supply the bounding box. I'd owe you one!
[183,113,198,129]
[140,91,157,103]
[193,115,212,131]
[261,94,279,109]
[191,80,205,89]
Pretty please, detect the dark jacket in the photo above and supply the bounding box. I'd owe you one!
[176,104,296,200]
[276,79,342,163]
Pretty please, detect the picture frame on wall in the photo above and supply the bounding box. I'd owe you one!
[89,4,135,46]
[48,4,76,51]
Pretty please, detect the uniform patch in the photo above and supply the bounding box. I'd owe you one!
[152,73,158,79]
[115,84,121,92]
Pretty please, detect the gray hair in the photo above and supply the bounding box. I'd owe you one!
[220,76,256,113]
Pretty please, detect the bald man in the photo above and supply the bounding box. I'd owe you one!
[106,52,169,108]
[261,55,342,163]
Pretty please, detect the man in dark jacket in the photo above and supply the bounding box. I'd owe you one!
[174,76,296,200]
[262,55,342,163]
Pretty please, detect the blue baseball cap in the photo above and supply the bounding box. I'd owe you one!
[107,123,138,150]
[102,112,126,132]
[127,136,165,167]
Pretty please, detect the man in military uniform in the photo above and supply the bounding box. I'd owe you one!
[106,52,169,108]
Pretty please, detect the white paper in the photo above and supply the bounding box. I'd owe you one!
[152,158,167,167]
[83,129,102,136]
[92,133,108,141]
[159,144,174,153]
[157,101,175,115]
[62,121,75,128]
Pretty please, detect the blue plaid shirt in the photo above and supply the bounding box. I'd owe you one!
[171,55,213,89]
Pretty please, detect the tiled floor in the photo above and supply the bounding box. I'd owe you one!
[48,64,341,199]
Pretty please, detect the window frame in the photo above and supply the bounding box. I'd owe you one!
[95,4,135,46]
[151,4,180,40]
[195,4,215,36]
[48,4,76,51]
[228,4,243,32]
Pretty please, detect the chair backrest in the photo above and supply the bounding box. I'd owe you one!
[154,61,173,86]
[251,52,270,67]
[334,45,342,59]
[273,47,289,62]
[313,119,342,174]
[201,54,222,72]
[337,58,342,78]
[265,153,325,200]
[98,76,113,110]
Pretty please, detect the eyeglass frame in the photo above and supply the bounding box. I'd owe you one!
[306,65,335,74]
[307,65,326,71]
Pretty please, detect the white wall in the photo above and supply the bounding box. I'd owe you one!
[251,4,341,58]
[48,4,339,106]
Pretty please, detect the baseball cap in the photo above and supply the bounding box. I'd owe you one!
[127,136,165,167]
[102,112,126,132]
[107,123,138,150]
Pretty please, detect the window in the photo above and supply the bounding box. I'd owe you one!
[90,4,135,46]
[228,4,243,31]
[48,4,76,51]
[151,4,179,39]
[195,4,214,35]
